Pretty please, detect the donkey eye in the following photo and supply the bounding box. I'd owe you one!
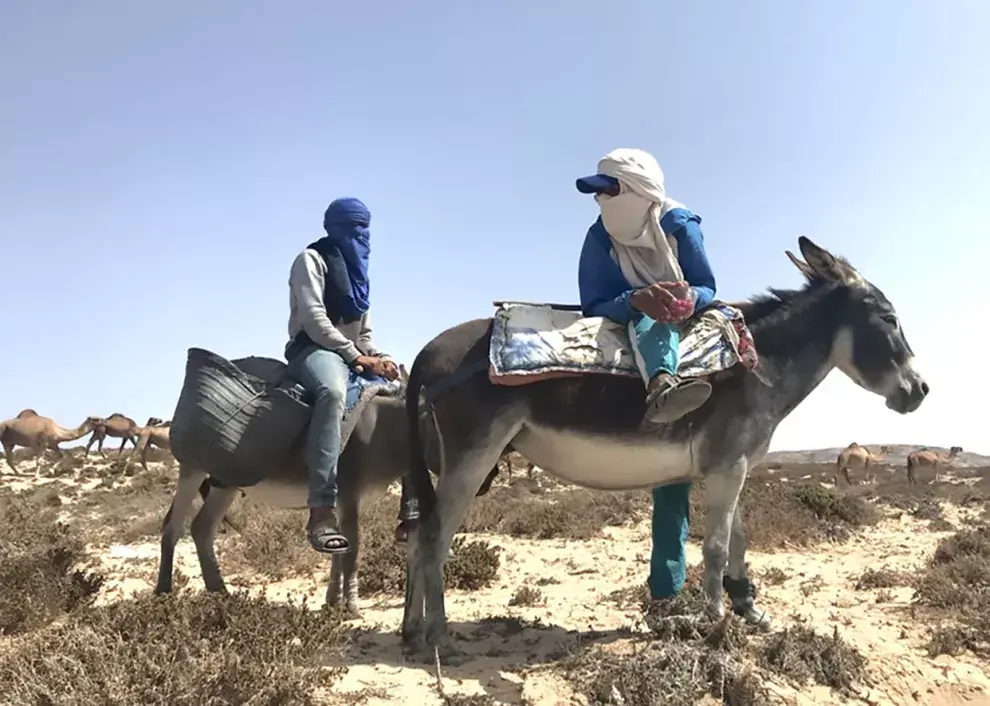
[880,313,898,326]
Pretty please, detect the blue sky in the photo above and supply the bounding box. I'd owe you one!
[1,1,987,453]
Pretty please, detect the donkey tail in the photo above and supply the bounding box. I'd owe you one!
[406,356,437,523]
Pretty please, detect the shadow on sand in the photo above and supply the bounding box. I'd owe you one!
[332,617,631,703]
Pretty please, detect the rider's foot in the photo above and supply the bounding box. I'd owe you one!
[307,507,350,554]
[644,372,712,424]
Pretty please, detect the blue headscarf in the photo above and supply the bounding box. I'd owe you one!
[308,198,371,323]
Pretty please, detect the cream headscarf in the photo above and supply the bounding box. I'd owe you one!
[593,148,685,288]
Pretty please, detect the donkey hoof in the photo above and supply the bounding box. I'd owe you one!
[344,603,362,620]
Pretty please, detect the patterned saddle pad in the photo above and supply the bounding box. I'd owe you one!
[488,301,758,386]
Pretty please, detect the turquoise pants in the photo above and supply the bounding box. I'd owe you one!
[631,312,691,598]
[630,312,680,380]
[648,482,692,597]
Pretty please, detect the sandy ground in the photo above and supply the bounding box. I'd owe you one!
[4,458,990,706]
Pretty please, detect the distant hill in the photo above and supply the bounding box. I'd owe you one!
[764,445,990,469]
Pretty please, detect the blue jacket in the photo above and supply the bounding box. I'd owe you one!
[578,207,716,325]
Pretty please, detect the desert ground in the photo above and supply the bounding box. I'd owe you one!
[2,445,990,706]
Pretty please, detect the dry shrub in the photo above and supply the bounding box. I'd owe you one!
[607,583,649,609]
[761,566,789,586]
[442,695,498,706]
[444,537,501,590]
[509,585,543,607]
[462,485,649,539]
[690,480,880,549]
[913,524,990,655]
[758,623,868,696]
[855,567,909,591]
[223,502,323,580]
[0,591,348,706]
[0,494,104,635]
[352,497,406,596]
[76,463,180,543]
[567,588,762,705]
[353,495,502,596]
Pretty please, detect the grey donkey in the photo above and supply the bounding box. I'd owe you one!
[154,355,499,618]
[400,236,930,663]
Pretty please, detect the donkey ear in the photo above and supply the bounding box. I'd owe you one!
[797,236,860,284]
[784,250,815,280]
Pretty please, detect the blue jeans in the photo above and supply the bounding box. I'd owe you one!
[631,312,691,597]
[286,345,349,510]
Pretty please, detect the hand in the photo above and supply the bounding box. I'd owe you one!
[630,282,695,323]
[352,355,384,376]
[380,359,400,382]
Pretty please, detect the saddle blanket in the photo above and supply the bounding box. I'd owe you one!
[488,301,758,385]
[345,370,401,414]
[339,370,403,448]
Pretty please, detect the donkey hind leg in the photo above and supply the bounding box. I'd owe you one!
[724,502,771,629]
[326,495,362,618]
[155,466,209,594]
[189,484,238,593]
[419,429,519,664]
[700,457,748,619]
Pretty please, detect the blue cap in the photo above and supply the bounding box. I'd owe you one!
[576,174,620,194]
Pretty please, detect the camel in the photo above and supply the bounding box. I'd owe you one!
[400,236,929,663]
[155,355,502,618]
[907,446,963,484]
[85,412,140,456]
[835,443,892,485]
[126,418,172,472]
[1,413,105,474]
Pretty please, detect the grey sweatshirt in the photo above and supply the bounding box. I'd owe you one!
[286,249,385,363]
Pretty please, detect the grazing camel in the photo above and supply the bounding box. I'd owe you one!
[907,446,963,484]
[401,236,929,663]
[127,418,172,472]
[835,443,892,485]
[85,412,140,456]
[1,413,105,474]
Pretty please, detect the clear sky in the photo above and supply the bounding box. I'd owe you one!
[2,1,987,453]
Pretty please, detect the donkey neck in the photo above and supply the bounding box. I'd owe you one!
[748,285,847,419]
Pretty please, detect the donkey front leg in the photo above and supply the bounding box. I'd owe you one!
[701,458,748,617]
[326,496,361,619]
[723,502,772,629]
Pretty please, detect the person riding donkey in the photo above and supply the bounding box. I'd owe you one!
[576,147,717,600]
[285,197,406,554]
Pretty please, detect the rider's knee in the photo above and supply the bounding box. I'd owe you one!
[313,378,346,407]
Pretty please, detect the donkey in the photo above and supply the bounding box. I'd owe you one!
[154,356,498,618]
[400,236,929,662]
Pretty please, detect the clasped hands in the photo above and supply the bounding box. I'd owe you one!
[353,355,400,381]
[630,281,696,323]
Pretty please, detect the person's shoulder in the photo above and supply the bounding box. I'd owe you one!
[584,216,610,245]
[294,247,325,266]
[661,207,701,233]
[291,248,327,278]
